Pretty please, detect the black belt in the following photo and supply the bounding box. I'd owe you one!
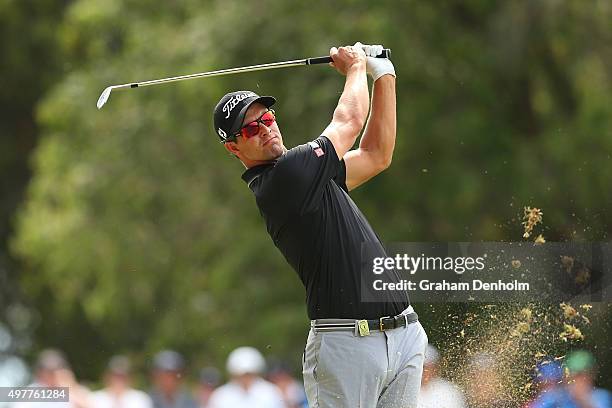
[313,312,419,337]
[370,312,419,332]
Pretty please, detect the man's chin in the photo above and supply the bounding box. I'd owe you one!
[267,144,286,159]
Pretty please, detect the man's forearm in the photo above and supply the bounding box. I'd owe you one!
[359,76,396,167]
[333,64,370,131]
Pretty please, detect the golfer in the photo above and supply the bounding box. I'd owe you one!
[213,43,427,408]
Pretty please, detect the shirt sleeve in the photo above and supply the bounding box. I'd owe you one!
[271,135,345,214]
[333,158,348,193]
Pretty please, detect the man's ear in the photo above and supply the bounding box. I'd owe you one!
[223,141,240,157]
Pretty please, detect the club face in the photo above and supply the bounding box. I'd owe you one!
[97,86,113,109]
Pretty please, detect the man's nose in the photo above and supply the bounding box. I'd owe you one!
[260,123,272,134]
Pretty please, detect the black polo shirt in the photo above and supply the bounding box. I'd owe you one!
[242,135,409,319]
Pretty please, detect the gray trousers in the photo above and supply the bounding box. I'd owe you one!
[302,307,428,408]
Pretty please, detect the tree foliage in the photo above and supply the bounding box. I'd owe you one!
[0,0,69,357]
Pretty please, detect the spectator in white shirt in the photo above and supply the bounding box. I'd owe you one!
[91,355,152,408]
[207,347,286,408]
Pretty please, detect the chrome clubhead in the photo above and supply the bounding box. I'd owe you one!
[96,86,114,109]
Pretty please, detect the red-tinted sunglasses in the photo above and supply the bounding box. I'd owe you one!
[235,109,276,140]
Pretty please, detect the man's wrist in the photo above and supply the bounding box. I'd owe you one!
[348,60,366,71]
[346,64,366,78]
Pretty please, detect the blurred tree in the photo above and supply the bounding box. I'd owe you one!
[0,0,70,358]
[9,0,612,388]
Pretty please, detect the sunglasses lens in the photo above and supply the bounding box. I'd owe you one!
[261,111,275,127]
[241,123,260,138]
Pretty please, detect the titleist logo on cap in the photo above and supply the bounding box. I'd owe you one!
[223,92,256,119]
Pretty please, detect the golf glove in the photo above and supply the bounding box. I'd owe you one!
[354,42,396,81]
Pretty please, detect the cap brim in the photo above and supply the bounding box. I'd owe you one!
[228,96,276,136]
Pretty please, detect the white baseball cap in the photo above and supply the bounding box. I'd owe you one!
[226,347,266,376]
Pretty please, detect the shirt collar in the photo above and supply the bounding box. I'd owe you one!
[241,162,275,187]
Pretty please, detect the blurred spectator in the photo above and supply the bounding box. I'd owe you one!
[419,345,466,408]
[207,347,286,408]
[526,358,563,408]
[464,352,510,408]
[267,359,308,408]
[12,349,91,408]
[196,367,221,408]
[149,350,197,408]
[531,350,612,408]
[91,355,152,408]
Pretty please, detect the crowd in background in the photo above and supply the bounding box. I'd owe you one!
[420,345,612,408]
[10,347,307,408]
[8,345,611,408]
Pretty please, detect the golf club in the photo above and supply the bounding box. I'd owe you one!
[96,49,391,109]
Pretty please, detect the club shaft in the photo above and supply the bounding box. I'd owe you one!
[112,49,390,90]
[116,59,308,90]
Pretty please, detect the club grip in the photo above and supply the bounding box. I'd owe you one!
[307,48,391,65]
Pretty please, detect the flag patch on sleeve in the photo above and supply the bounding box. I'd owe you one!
[308,141,325,157]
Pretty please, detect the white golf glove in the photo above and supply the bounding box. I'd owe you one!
[354,42,396,81]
